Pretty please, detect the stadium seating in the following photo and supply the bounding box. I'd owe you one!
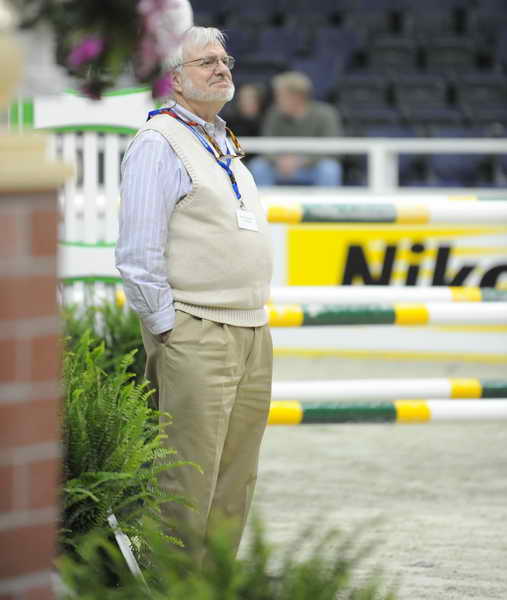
[192,0,507,186]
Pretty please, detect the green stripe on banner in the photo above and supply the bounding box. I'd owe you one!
[59,240,116,248]
[302,304,395,326]
[481,289,507,302]
[481,380,507,398]
[64,86,150,96]
[302,203,397,223]
[301,402,397,423]
[61,276,122,285]
[48,125,137,135]
[478,195,507,202]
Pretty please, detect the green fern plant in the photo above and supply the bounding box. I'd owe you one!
[61,331,197,553]
[57,516,399,599]
[62,301,145,382]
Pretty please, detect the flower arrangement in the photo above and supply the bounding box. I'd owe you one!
[13,0,193,99]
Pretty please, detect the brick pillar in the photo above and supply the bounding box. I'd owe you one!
[0,133,72,600]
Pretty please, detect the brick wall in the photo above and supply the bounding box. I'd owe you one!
[0,191,60,600]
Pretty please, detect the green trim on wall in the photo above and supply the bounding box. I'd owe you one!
[59,240,116,248]
[61,276,122,284]
[64,86,150,96]
[46,124,137,135]
[9,99,34,128]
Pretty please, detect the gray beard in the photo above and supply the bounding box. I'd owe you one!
[181,76,235,103]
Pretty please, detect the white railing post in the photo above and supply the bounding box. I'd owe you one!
[83,131,99,244]
[104,133,120,244]
[369,142,397,193]
[61,133,78,242]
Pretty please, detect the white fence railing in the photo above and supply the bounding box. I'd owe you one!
[242,137,507,194]
[48,132,507,245]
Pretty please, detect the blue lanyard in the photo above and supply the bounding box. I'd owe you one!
[147,108,244,206]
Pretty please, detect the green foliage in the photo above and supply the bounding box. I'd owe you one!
[14,0,172,99]
[61,331,196,552]
[62,302,145,382]
[58,516,398,599]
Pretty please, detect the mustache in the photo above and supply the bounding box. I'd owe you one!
[210,75,232,84]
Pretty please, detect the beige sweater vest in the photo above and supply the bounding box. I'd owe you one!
[137,113,273,327]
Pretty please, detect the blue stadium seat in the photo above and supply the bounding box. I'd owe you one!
[233,57,288,88]
[193,11,216,27]
[345,9,400,39]
[455,73,507,109]
[469,9,507,43]
[364,124,421,185]
[191,0,218,12]
[425,37,477,74]
[366,125,416,137]
[224,28,259,57]
[224,0,281,17]
[496,28,507,69]
[464,106,507,135]
[368,37,418,73]
[291,56,341,100]
[279,0,346,15]
[495,154,507,186]
[256,27,310,60]
[401,106,464,136]
[335,74,389,107]
[393,75,448,109]
[428,153,490,187]
[404,10,457,40]
[340,106,400,136]
[312,27,361,73]
[224,0,282,26]
[430,125,484,138]
[472,0,507,12]
[342,155,368,186]
[423,123,491,186]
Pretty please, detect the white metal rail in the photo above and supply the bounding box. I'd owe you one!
[241,137,507,194]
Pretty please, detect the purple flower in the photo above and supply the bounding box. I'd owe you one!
[152,73,173,99]
[68,37,105,68]
[135,35,159,79]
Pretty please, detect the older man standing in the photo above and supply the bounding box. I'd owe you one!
[115,27,273,566]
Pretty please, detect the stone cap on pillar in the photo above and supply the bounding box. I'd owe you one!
[0,131,73,193]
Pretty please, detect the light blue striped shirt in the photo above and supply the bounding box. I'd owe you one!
[115,103,229,335]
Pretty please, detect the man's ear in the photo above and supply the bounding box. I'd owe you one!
[172,70,183,94]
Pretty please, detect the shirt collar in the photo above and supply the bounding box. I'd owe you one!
[172,102,227,140]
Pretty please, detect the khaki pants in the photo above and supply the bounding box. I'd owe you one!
[141,310,273,566]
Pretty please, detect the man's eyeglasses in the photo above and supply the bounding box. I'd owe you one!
[179,55,236,70]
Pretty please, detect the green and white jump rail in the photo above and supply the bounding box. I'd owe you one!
[270,286,507,304]
[268,400,507,424]
[267,303,507,327]
[272,379,507,401]
[267,201,507,225]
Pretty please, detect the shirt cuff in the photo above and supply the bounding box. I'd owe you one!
[142,305,176,335]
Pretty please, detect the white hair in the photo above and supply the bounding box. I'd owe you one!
[165,26,227,72]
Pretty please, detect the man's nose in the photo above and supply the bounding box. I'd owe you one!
[214,58,230,75]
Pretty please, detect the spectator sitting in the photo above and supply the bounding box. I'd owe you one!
[225,83,266,137]
[249,71,342,186]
